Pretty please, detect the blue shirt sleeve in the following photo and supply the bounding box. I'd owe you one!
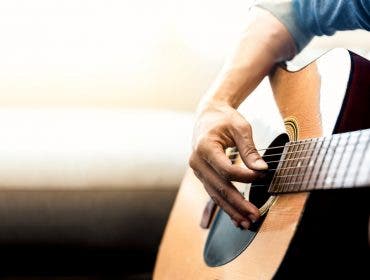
[256,0,370,52]
[294,0,370,36]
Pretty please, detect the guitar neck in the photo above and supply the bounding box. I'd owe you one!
[268,128,370,194]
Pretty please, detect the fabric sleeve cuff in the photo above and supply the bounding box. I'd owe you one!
[255,0,313,52]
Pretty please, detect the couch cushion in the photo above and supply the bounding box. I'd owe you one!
[0,108,193,190]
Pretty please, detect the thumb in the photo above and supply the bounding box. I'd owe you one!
[231,121,268,171]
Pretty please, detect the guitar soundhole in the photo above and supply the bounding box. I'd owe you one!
[250,133,289,209]
[204,133,289,267]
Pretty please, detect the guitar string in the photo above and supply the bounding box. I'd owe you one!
[230,144,360,165]
[230,149,362,166]
[228,140,368,166]
[352,136,370,185]
[227,136,369,157]
[225,132,369,191]
[232,159,369,173]
[238,167,369,189]
[227,130,369,156]
[272,168,365,179]
[249,177,368,191]
[230,141,360,159]
[338,128,363,189]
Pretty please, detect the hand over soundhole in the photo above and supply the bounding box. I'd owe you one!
[241,133,289,216]
[204,133,289,267]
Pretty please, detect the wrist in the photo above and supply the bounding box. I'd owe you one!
[196,7,296,115]
[195,99,232,119]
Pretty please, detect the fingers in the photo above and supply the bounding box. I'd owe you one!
[190,153,260,228]
[230,117,268,171]
[198,141,262,183]
[190,104,266,229]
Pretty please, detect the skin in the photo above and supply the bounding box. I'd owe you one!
[189,8,297,229]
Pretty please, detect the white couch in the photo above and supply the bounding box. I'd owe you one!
[0,108,193,277]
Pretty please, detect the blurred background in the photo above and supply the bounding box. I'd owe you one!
[0,0,249,110]
[0,0,369,279]
[0,0,369,109]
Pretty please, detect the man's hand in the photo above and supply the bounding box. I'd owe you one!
[189,101,268,229]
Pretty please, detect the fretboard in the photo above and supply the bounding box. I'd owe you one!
[268,128,370,194]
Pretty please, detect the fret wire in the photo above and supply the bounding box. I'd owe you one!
[277,145,294,194]
[298,139,316,191]
[279,144,290,193]
[366,143,370,183]
[284,139,301,193]
[354,136,370,186]
[307,138,333,189]
[329,133,351,189]
[302,137,322,191]
[277,141,292,193]
[270,145,289,193]
[289,139,310,192]
[273,143,286,193]
[275,144,289,193]
[315,135,340,190]
[338,131,360,188]
[297,139,315,191]
[283,139,300,193]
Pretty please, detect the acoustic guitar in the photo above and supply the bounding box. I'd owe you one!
[154,50,370,279]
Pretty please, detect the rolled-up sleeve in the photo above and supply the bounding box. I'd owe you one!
[255,0,370,52]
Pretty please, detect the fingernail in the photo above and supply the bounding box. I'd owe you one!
[248,215,257,223]
[254,159,268,170]
[231,219,238,227]
[241,221,250,229]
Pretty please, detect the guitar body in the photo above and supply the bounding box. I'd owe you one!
[276,52,370,279]
[154,50,370,279]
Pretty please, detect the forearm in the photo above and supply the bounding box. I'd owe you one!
[198,7,296,111]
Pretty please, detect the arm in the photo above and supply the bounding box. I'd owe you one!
[190,7,296,229]
[190,0,370,229]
